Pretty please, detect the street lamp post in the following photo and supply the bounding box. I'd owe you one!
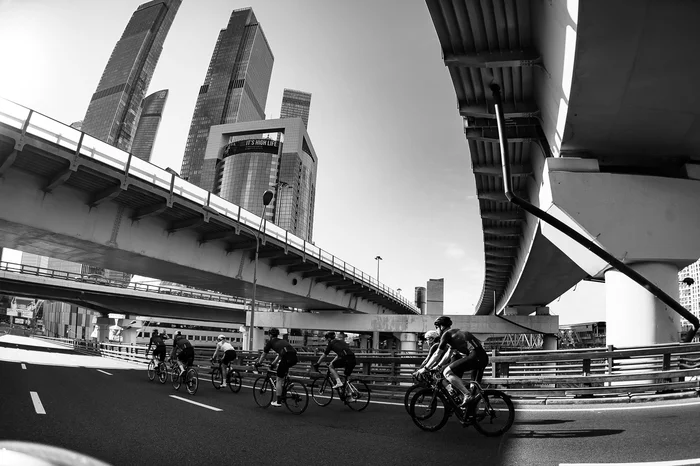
[248,189,275,351]
[375,255,383,282]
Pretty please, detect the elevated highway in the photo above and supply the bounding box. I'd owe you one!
[0,98,418,317]
[427,0,700,346]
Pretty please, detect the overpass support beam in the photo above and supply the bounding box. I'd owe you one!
[398,332,417,352]
[539,159,700,346]
[605,263,681,348]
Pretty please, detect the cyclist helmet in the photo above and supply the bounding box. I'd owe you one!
[424,329,440,341]
[434,316,453,328]
[151,329,158,335]
[217,334,225,341]
[324,331,336,340]
[269,328,280,337]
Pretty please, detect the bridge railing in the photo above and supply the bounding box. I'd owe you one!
[78,340,700,402]
[0,260,246,304]
[0,96,419,313]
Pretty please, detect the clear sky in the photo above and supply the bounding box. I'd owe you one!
[0,0,604,324]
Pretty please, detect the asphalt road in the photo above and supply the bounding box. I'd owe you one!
[2,356,700,466]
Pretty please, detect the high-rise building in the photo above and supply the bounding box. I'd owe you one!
[204,118,317,241]
[131,89,169,162]
[426,278,444,315]
[180,8,274,188]
[280,89,311,128]
[680,259,700,330]
[82,0,181,152]
[415,287,427,314]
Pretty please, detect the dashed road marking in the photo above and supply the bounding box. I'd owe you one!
[21,363,26,369]
[97,370,113,376]
[30,392,45,414]
[169,395,222,412]
[561,459,700,465]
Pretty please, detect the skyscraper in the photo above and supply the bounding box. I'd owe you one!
[82,0,181,152]
[131,89,169,162]
[426,278,445,315]
[180,8,274,189]
[280,89,312,128]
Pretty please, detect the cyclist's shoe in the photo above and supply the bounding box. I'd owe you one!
[460,394,474,407]
[221,383,227,388]
[332,381,343,389]
[270,401,282,407]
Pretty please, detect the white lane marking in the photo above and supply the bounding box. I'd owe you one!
[30,392,46,414]
[169,395,222,412]
[21,363,26,369]
[517,400,700,413]
[97,370,113,376]
[562,458,700,466]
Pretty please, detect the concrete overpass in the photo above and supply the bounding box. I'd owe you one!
[0,261,248,321]
[427,0,700,346]
[0,98,419,318]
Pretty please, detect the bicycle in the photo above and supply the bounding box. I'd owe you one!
[409,368,514,436]
[210,357,242,393]
[252,363,309,414]
[147,357,168,384]
[170,359,199,395]
[403,376,429,414]
[310,364,371,411]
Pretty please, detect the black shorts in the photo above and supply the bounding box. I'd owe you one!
[331,354,356,377]
[448,347,488,380]
[177,347,195,366]
[222,349,237,364]
[276,352,298,377]
[153,346,166,361]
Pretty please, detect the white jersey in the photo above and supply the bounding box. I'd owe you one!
[216,341,235,353]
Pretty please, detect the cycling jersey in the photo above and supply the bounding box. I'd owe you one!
[323,339,354,358]
[438,329,488,380]
[148,335,165,348]
[263,337,298,377]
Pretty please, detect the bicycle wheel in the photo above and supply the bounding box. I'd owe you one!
[171,366,182,390]
[473,389,515,437]
[253,376,274,408]
[345,379,371,411]
[227,370,242,393]
[185,368,199,395]
[284,382,309,415]
[147,360,156,381]
[211,367,223,390]
[403,383,422,414]
[409,387,450,432]
[310,377,333,407]
[157,363,168,384]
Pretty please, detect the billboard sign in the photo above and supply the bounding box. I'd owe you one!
[6,309,18,317]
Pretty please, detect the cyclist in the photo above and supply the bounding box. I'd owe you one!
[210,334,236,388]
[170,330,195,377]
[415,316,488,406]
[255,328,298,407]
[417,329,462,371]
[145,329,166,367]
[313,331,356,389]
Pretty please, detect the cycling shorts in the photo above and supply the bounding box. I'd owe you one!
[222,349,237,365]
[331,354,357,377]
[448,347,488,380]
[276,352,298,377]
[177,347,195,366]
[153,346,166,361]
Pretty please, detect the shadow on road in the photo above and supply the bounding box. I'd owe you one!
[513,419,575,426]
[509,429,624,439]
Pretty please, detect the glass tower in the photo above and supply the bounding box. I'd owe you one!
[81,0,181,152]
[180,8,274,190]
[131,89,168,162]
[280,89,312,128]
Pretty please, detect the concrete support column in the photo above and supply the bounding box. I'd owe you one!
[372,331,380,351]
[359,335,370,351]
[250,327,265,352]
[605,262,681,347]
[543,334,558,350]
[398,332,418,352]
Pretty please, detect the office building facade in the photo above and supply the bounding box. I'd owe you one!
[280,89,312,128]
[426,278,445,315]
[82,0,181,152]
[415,287,427,314]
[180,8,274,188]
[131,89,169,162]
[680,259,700,331]
[204,118,317,241]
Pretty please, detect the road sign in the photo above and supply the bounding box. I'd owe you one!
[6,309,18,316]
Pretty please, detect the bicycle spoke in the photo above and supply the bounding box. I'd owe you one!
[310,377,333,407]
[228,370,242,393]
[345,379,370,411]
[284,382,309,415]
[253,376,274,407]
[409,388,450,432]
[211,368,222,390]
[472,390,515,437]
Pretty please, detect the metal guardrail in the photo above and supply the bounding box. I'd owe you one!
[61,340,700,401]
[0,96,418,313]
[0,261,246,304]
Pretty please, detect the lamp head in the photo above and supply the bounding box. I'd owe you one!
[262,190,274,206]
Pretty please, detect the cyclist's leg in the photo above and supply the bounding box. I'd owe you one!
[221,350,235,386]
[444,355,474,401]
[274,356,292,404]
[329,357,344,387]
